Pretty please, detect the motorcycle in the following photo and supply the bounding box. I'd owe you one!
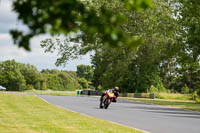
[100,91,115,109]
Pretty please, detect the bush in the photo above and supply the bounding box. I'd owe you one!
[194,89,200,103]
[167,89,171,93]
[157,82,167,93]
[149,74,166,93]
[97,85,103,91]
[149,85,158,93]
[27,84,34,90]
[78,78,89,89]
[181,84,190,94]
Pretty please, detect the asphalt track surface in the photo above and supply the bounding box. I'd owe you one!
[37,95,200,133]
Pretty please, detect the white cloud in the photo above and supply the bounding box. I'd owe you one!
[0,0,17,23]
[0,33,10,40]
[0,0,91,71]
[0,0,28,33]
[0,33,91,71]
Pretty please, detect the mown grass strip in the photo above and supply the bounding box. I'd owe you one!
[0,93,143,133]
[24,90,77,96]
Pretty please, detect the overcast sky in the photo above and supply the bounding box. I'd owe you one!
[0,0,91,71]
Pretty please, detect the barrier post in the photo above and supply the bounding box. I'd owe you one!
[150,93,155,99]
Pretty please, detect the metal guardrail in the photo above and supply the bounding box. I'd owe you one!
[77,90,103,96]
[119,93,155,99]
[77,90,155,99]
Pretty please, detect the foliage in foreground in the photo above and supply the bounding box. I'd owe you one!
[0,93,142,133]
[10,0,153,50]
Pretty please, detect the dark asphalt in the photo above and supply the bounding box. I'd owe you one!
[37,95,200,133]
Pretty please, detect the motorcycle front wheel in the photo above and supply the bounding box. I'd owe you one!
[104,103,109,109]
[104,99,111,109]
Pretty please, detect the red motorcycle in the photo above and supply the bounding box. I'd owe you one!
[100,91,115,109]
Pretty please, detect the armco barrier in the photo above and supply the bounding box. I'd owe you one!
[77,90,82,95]
[122,93,127,97]
[119,93,155,99]
[79,90,103,96]
[78,90,155,99]
[149,93,155,99]
[82,90,88,95]
[127,93,134,97]
[134,93,142,98]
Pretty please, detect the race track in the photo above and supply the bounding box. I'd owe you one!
[37,95,200,133]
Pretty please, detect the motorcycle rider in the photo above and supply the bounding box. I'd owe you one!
[100,86,120,103]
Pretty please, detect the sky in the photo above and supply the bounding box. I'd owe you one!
[0,0,91,71]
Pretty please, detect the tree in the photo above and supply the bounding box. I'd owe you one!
[40,0,179,92]
[0,60,26,91]
[91,0,179,92]
[174,0,200,92]
[0,60,81,91]
[76,65,94,81]
[10,0,153,51]
[78,78,89,89]
[20,64,43,90]
[176,0,200,60]
[41,69,80,90]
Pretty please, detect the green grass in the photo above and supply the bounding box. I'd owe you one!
[155,93,193,101]
[121,97,200,112]
[24,89,77,96]
[0,93,142,133]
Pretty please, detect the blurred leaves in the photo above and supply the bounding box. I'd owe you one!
[10,0,153,50]
[125,0,154,11]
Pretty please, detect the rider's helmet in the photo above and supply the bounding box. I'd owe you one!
[114,86,119,92]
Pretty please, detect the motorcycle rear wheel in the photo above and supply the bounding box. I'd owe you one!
[99,96,105,109]
[99,102,103,108]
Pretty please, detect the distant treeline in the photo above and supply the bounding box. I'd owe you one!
[0,60,93,91]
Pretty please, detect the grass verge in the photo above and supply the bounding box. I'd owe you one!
[1,90,77,97]
[0,93,143,133]
[155,93,193,101]
[22,89,77,96]
[120,97,200,112]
